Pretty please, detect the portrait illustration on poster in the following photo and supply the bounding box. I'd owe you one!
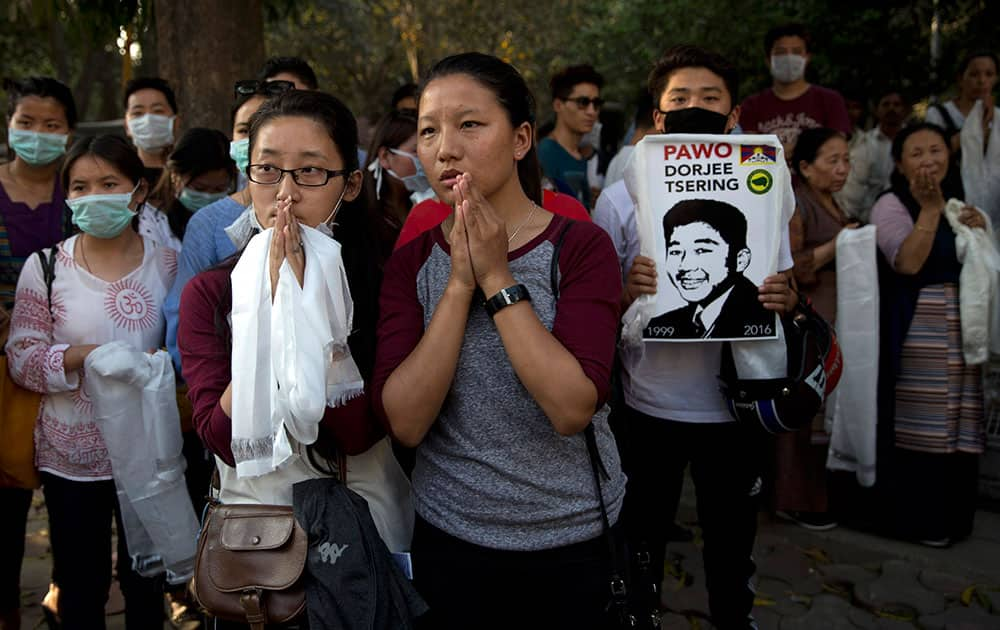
[623,134,790,342]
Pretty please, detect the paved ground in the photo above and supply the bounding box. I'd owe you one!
[15,484,1000,629]
[662,479,1000,629]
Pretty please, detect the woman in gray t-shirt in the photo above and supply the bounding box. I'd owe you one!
[374,53,626,630]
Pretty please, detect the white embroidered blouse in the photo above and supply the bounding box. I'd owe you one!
[6,234,177,481]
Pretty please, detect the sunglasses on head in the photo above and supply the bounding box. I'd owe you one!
[233,79,295,100]
[564,96,604,110]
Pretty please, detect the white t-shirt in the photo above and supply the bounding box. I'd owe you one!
[592,181,640,283]
[593,179,794,423]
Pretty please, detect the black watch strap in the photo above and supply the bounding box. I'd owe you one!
[484,284,531,318]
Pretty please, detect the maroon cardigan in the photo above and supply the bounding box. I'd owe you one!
[177,266,382,467]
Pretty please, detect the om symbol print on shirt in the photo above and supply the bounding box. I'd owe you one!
[105,278,157,332]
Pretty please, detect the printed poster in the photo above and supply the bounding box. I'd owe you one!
[625,134,789,342]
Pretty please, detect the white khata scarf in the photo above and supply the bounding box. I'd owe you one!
[229,222,364,478]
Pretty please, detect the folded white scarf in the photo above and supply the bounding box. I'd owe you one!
[960,100,1000,230]
[825,226,879,486]
[941,198,1000,365]
[230,223,364,478]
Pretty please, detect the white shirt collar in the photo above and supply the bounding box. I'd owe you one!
[694,285,735,336]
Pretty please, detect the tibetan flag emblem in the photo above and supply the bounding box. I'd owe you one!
[740,145,776,165]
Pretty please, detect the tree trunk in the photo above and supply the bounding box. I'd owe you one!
[153,0,265,133]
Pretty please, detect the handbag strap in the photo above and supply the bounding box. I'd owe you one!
[584,424,632,624]
[548,218,633,625]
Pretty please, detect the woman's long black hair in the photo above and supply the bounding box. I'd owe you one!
[152,127,236,242]
[363,109,418,260]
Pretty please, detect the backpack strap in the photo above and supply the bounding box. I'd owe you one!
[35,247,56,314]
[932,103,960,138]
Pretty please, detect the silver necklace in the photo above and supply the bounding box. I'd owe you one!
[507,203,538,244]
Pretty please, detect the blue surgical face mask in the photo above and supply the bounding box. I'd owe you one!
[8,129,68,166]
[179,187,228,212]
[229,138,250,173]
[387,148,431,194]
[67,184,139,239]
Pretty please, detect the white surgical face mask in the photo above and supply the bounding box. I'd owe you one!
[127,114,175,151]
[367,149,431,200]
[386,148,431,194]
[224,204,263,249]
[769,54,807,83]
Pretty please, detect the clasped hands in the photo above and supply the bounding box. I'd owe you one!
[448,174,517,298]
[268,197,306,300]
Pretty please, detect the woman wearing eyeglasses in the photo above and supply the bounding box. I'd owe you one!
[538,64,605,208]
[177,90,411,574]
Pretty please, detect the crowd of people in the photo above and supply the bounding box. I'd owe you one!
[0,19,997,630]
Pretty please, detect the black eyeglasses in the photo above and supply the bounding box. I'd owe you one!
[247,164,351,187]
[563,96,604,110]
[233,79,295,100]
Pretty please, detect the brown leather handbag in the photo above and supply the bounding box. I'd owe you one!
[191,503,307,629]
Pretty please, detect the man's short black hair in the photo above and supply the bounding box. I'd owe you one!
[876,88,908,106]
[549,64,604,101]
[663,198,747,268]
[647,45,739,108]
[257,56,318,90]
[391,83,418,109]
[764,23,811,56]
[123,77,177,114]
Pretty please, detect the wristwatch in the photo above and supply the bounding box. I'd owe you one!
[484,284,531,318]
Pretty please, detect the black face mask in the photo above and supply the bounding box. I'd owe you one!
[661,107,731,134]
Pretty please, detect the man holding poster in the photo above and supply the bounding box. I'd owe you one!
[592,45,796,630]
